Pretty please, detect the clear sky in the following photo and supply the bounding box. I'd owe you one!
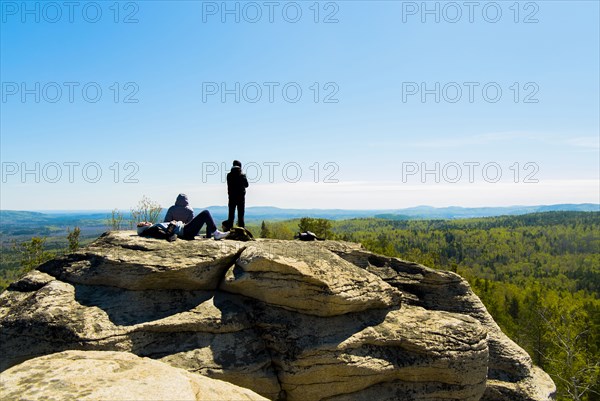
[1,0,599,210]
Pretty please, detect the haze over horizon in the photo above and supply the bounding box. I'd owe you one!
[1,1,598,210]
[3,203,598,216]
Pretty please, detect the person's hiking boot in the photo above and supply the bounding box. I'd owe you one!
[166,223,177,242]
[212,230,229,240]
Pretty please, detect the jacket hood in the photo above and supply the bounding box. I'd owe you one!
[230,166,242,174]
[175,194,189,207]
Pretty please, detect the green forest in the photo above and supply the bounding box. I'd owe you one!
[1,211,598,400]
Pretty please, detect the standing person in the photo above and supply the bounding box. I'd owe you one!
[164,194,194,224]
[225,160,249,230]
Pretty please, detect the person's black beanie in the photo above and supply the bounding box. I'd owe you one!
[233,160,242,168]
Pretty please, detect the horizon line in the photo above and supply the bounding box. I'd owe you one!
[2,202,599,214]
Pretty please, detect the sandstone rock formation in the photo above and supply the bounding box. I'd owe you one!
[0,350,268,401]
[0,231,556,400]
[317,241,557,401]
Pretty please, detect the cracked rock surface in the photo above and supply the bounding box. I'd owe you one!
[0,350,268,401]
[0,231,555,401]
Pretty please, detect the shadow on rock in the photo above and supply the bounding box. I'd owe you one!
[74,285,213,326]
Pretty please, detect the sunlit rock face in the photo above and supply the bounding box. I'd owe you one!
[0,231,555,400]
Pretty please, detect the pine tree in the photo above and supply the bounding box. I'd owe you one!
[260,221,270,238]
[67,227,81,252]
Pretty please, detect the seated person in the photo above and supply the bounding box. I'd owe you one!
[164,194,194,224]
[138,210,228,241]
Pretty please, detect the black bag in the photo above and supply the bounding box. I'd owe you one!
[226,227,255,241]
[295,231,324,241]
[294,231,324,241]
[140,223,177,242]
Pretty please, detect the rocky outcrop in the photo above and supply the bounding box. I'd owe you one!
[0,231,555,401]
[221,241,401,316]
[316,241,557,400]
[0,350,268,401]
[36,232,244,290]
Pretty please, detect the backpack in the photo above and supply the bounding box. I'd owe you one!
[294,231,324,241]
[226,227,255,241]
[140,223,177,242]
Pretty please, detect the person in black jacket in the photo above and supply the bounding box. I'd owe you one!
[224,160,249,229]
[164,194,194,224]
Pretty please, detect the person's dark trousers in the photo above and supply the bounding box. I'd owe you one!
[182,210,217,239]
[227,196,245,228]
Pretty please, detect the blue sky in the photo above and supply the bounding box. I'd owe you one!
[1,0,599,210]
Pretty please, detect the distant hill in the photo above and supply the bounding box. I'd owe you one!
[0,210,49,222]
[199,203,600,221]
[0,210,109,225]
[372,203,600,220]
[0,210,109,241]
[199,206,381,222]
[2,204,599,225]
